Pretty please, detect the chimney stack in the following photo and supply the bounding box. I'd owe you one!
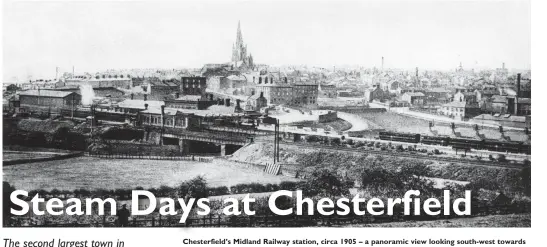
[131,93,134,100]
[144,94,147,101]
[515,73,521,115]
[234,99,242,112]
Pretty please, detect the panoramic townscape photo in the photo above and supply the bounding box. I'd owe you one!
[2,0,531,227]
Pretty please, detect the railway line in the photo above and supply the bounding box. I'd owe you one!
[255,139,525,170]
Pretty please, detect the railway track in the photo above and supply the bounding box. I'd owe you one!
[256,140,525,170]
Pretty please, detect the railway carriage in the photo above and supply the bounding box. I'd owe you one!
[379,131,420,143]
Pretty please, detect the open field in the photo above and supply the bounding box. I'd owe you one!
[3,157,298,191]
[356,112,431,133]
[3,151,61,162]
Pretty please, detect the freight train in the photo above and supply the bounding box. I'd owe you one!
[378,131,531,154]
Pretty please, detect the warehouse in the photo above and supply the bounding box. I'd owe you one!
[19,90,81,108]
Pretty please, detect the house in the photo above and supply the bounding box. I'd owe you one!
[477,85,498,99]
[181,76,207,96]
[516,98,531,116]
[453,91,478,103]
[255,83,293,105]
[319,84,337,98]
[253,77,319,106]
[424,88,451,105]
[292,82,319,105]
[366,85,390,102]
[438,101,481,120]
[245,92,268,112]
[220,75,247,90]
[400,92,425,106]
[491,95,509,114]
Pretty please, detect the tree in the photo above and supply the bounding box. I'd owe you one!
[158,185,174,197]
[6,84,20,92]
[178,176,208,199]
[517,166,531,197]
[330,137,341,146]
[302,169,353,198]
[497,154,507,162]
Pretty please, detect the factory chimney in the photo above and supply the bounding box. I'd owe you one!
[381,57,384,71]
[515,73,521,115]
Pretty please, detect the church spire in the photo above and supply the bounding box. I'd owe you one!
[236,20,243,46]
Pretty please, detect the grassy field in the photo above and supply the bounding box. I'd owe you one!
[3,151,61,161]
[3,157,298,191]
[356,112,432,133]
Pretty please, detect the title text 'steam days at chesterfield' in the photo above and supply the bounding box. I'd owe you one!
[10,190,472,223]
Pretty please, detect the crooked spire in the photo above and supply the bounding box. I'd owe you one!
[236,20,243,46]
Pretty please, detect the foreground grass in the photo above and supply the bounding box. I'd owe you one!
[343,214,531,228]
[3,156,299,191]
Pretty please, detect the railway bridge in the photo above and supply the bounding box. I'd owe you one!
[144,126,257,156]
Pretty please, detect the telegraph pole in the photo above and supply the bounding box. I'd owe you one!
[71,94,74,119]
[276,119,280,163]
[160,105,165,146]
[273,119,280,164]
[273,121,277,164]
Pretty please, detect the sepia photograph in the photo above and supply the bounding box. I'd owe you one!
[2,0,531,229]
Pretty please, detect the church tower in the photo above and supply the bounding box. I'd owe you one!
[231,21,253,68]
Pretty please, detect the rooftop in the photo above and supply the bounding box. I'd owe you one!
[141,104,242,117]
[474,114,527,123]
[117,99,164,109]
[19,90,78,98]
[404,92,425,97]
[443,101,479,108]
[175,95,202,101]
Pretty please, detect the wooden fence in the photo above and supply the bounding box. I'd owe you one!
[11,203,530,228]
[84,153,213,162]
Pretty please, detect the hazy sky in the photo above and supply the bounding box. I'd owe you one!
[2,0,531,80]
